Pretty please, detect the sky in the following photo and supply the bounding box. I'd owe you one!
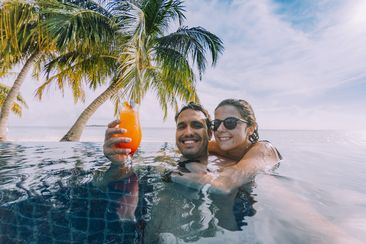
[3,0,366,130]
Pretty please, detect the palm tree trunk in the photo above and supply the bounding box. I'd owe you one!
[0,51,41,142]
[60,83,119,141]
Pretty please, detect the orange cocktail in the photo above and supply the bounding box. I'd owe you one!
[116,101,142,155]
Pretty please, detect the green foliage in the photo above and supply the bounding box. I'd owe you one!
[35,0,120,102]
[0,0,56,63]
[0,0,37,76]
[0,83,28,116]
[2,0,224,121]
[110,0,224,117]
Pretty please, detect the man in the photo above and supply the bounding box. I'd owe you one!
[103,102,215,184]
[103,102,212,168]
[174,102,212,165]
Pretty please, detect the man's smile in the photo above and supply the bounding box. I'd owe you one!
[180,137,200,146]
[179,136,201,147]
[182,139,197,144]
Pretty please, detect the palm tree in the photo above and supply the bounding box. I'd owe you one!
[37,0,224,141]
[0,0,45,141]
[0,0,116,141]
[34,0,124,141]
[0,83,28,116]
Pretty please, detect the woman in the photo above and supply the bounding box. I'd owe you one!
[172,98,282,195]
[210,98,281,164]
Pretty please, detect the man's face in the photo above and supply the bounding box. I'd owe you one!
[175,109,211,160]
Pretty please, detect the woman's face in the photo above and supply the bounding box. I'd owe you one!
[214,105,253,152]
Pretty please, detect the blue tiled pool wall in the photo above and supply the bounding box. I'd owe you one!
[0,169,155,243]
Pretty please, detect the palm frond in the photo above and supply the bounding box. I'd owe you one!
[36,48,118,101]
[157,26,224,79]
[154,45,194,84]
[0,0,42,59]
[38,0,116,52]
[150,69,198,119]
[0,82,28,116]
[142,0,186,36]
[109,1,223,119]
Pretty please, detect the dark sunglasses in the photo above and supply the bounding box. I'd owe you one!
[211,117,247,131]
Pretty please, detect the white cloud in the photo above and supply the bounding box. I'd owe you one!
[3,0,366,132]
[183,0,366,129]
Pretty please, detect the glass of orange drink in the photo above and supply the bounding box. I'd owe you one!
[116,101,142,155]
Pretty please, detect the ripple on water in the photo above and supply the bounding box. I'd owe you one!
[1,138,366,243]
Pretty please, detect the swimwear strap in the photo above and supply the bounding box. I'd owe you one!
[178,159,200,172]
[161,169,183,183]
[161,159,200,183]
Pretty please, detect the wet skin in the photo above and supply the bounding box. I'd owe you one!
[175,109,212,161]
[214,105,256,160]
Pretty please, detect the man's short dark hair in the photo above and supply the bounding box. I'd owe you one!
[175,102,211,128]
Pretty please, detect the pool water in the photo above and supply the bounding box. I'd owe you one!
[1,130,366,243]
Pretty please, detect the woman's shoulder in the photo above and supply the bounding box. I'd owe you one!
[257,140,273,145]
[251,140,283,160]
[248,140,273,150]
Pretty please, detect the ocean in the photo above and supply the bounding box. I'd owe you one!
[1,127,366,243]
[5,126,177,143]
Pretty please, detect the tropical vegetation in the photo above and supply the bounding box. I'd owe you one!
[0,0,224,142]
[0,0,55,141]
[0,83,28,116]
